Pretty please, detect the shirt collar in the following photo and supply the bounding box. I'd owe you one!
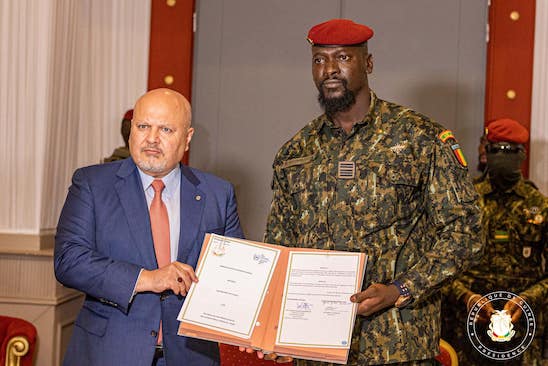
[138,164,181,198]
[314,90,379,133]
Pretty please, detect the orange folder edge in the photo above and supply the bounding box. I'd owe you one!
[178,234,366,364]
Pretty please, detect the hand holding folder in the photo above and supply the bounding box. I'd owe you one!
[177,234,367,364]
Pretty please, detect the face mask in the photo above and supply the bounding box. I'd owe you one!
[486,147,525,191]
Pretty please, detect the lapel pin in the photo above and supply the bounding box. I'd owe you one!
[195,195,201,201]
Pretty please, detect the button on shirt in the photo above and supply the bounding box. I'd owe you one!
[139,166,181,262]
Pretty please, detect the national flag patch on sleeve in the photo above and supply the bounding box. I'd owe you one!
[438,130,468,167]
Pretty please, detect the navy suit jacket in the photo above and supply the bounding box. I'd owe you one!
[54,158,244,366]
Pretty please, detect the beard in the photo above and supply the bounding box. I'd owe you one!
[317,79,357,118]
[134,145,168,175]
[135,157,168,174]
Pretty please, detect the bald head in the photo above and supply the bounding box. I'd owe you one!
[130,88,194,178]
[134,88,192,129]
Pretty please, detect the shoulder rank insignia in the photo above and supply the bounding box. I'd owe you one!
[439,129,468,167]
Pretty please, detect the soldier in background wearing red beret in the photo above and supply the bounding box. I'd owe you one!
[103,109,133,163]
[445,118,547,365]
[260,19,482,365]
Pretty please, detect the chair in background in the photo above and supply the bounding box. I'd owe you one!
[435,338,458,366]
[0,316,37,366]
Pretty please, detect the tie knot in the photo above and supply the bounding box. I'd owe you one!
[151,179,165,193]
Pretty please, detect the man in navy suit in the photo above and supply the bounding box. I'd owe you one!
[55,88,244,366]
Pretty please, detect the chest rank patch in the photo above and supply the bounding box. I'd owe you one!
[439,129,468,167]
[338,161,355,179]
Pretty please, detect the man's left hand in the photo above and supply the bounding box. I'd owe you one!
[350,283,400,316]
[503,296,524,323]
[237,347,293,364]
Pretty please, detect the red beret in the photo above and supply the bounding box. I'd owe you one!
[307,19,374,46]
[486,118,529,144]
[123,109,133,121]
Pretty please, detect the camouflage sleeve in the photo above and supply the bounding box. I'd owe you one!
[519,222,548,309]
[520,278,548,309]
[396,138,484,304]
[264,160,296,246]
[448,276,474,303]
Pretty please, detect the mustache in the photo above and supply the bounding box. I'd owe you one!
[320,77,347,87]
[141,144,162,153]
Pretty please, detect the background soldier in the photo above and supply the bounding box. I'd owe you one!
[263,19,482,365]
[103,109,133,163]
[444,118,547,365]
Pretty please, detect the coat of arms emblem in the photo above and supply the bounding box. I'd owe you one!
[487,310,515,342]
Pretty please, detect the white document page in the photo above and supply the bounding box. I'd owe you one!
[276,252,362,348]
[177,235,280,338]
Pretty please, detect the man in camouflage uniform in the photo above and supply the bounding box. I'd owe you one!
[264,19,482,365]
[103,109,133,163]
[444,118,547,366]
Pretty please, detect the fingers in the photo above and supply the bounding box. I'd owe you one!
[350,283,399,316]
[351,289,376,316]
[504,297,524,323]
[263,353,277,361]
[350,290,369,304]
[143,262,198,295]
[237,347,256,354]
[236,348,266,360]
[510,306,523,323]
[475,310,491,324]
[465,293,482,312]
[276,355,294,363]
[234,346,292,363]
[169,263,198,295]
[263,352,293,363]
[172,262,198,287]
[351,283,400,316]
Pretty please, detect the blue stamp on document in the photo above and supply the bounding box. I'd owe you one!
[253,253,270,264]
[297,302,312,311]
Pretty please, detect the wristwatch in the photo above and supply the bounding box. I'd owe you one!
[392,280,413,308]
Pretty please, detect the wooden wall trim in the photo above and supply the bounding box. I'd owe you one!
[148,0,195,98]
[0,232,55,252]
[485,0,535,176]
[148,0,195,164]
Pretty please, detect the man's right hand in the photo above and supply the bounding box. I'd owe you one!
[463,292,494,323]
[135,261,198,295]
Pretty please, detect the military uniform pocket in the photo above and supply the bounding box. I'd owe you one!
[283,157,328,246]
[354,160,420,235]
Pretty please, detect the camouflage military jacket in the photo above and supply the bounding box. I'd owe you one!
[451,178,548,308]
[103,146,130,163]
[265,92,482,365]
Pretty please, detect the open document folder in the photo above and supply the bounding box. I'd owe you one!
[177,234,367,364]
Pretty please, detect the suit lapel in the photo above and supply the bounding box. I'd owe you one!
[115,159,157,269]
[178,165,205,264]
